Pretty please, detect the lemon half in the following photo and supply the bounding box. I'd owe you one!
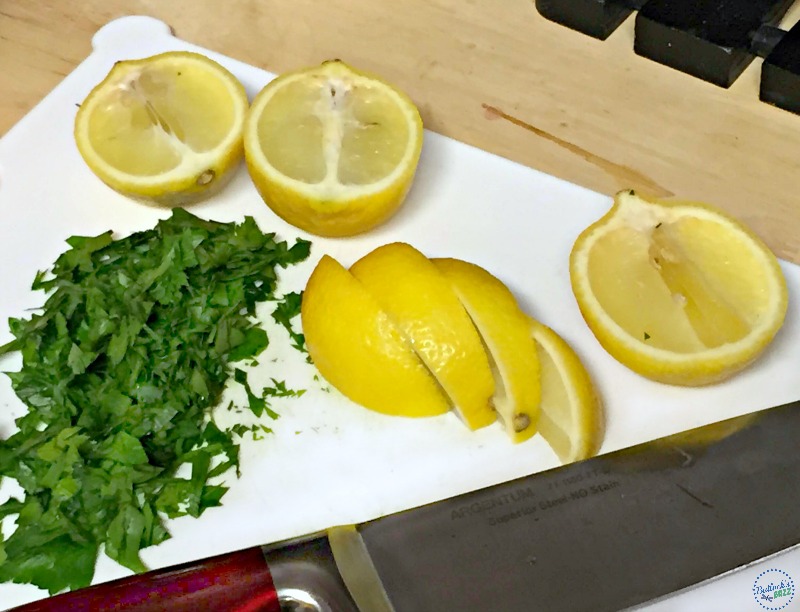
[570,190,788,386]
[243,60,423,237]
[74,51,248,206]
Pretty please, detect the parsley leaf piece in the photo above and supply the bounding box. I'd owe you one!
[228,327,269,363]
[0,209,311,593]
[234,368,269,418]
[271,292,306,353]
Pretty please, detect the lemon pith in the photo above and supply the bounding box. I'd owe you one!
[301,255,449,417]
[432,258,541,443]
[570,190,788,386]
[244,60,423,237]
[74,51,248,205]
[530,319,604,463]
[349,243,496,430]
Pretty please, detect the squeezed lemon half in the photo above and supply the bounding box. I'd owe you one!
[243,60,423,237]
[570,190,788,386]
[74,51,248,205]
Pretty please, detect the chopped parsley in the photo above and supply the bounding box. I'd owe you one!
[0,209,310,593]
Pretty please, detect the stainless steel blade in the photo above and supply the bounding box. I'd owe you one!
[358,400,800,612]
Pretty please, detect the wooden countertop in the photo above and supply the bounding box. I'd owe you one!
[2,1,800,263]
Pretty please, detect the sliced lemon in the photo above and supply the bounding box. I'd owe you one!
[243,60,423,237]
[74,51,248,206]
[350,243,495,430]
[570,190,788,386]
[301,255,449,417]
[530,319,604,463]
[432,258,541,443]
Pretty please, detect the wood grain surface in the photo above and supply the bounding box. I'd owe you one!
[2,0,799,263]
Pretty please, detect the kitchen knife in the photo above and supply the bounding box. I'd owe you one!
[9,399,800,612]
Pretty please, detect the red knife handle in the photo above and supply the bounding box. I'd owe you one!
[8,547,280,612]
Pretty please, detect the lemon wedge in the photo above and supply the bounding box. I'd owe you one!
[570,190,788,386]
[243,60,423,237]
[301,255,449,417]
[432,258,541,443]
[530,319,604,463]
[350,243,496,430]
[74,51,248,206]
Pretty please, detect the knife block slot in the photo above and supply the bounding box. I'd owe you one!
[534,0,800,115]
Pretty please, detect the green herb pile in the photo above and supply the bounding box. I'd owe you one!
[0,209,310,593]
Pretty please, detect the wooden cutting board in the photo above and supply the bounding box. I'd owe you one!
[2,0,800,263]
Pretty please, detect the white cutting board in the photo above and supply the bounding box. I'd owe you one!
[1,16,799,611]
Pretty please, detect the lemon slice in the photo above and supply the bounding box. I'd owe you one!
[301,255,449,417]
[350,243,496,430]
[243,60,423,237]
[74,51,248,206]
[530,319,604,463]
[432,258,541,443]
[570,190,788,386]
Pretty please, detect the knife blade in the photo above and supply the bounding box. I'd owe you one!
[358,400,800,611]
[9,399,800,612]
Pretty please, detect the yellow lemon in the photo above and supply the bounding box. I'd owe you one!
[243,60,423,237]
[432,258,541,443]
[530,319,605,463]
[301,255,449,417]
[570,190,788,386]
[350,243,495,430]
[74,51,248,206]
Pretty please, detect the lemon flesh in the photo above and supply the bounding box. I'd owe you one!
[570,190,788,385]
[244,60,423,237]
[74,51,248,205]
[433,258,541,443]
[301,255,449,417]
[350,243,496,430]
[530,319,604,463]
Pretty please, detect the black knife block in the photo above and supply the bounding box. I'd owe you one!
[534,0,800,115]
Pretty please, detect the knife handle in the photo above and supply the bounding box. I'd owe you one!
[8,547,280,612]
